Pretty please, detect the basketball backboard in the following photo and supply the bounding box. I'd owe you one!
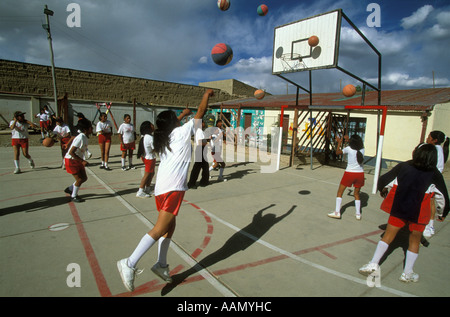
[272,9,342,74]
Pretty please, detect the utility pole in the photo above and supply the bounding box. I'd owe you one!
[42,5,59,117]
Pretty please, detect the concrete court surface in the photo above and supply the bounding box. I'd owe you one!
[0,143,449,298]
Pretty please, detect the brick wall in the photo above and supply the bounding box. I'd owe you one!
[0,59,235,106]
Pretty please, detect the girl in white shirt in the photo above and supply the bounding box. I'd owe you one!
[136,121,155,198]
[117,89,214,292]
[64,118,93,203]
[96,113,113,170]
[328,134,365,220]
[53,117,72,169]
[10,111,37,174]
[117,114,136,170]
[423,130,449,237]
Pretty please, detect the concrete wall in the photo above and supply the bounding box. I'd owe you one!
[0,59,233,108]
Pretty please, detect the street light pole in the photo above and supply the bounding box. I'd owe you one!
[43,5,59,117]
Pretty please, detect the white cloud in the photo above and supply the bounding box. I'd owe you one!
[401,5,434,29]
[198,56,208,64]
[383,72,450,88]
[436,11,450,27]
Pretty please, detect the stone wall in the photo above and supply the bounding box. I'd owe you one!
[0,59,236,107]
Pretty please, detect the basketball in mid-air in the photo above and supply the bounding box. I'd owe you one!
[342,84,357,97]
[211,43,233,66]
[217,0,230,11]
[42,137,55,147]
[257,4,268,16]
[254,89,265,100]
[308,35,319,47]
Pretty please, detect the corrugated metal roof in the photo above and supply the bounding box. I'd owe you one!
[210,88,450,111]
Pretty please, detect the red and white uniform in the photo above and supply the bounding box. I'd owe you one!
[378,161,449,230]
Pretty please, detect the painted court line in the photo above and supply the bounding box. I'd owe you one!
[86,167,415,297]
[85,167,237,297]
[198,206,416,297]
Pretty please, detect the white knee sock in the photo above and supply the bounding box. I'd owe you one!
[335,197,342,213]
[121,158,125,167]
[14,160,19,168]
[370,241,389,264]
[127,234,156,268]
[158,237,171,267]
[72,185,80,198]
[355,200,361,215]
[404,250,418,274]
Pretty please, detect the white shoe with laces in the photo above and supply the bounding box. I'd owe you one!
[399,272,419,283]
[327,211,341,219]
[358,262,380,276]
[117,258,143,292]
[151,262,173,283]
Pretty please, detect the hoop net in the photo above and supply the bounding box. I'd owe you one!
[279,53,307,72]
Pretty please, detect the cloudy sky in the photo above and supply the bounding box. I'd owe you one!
[1,0,449,95]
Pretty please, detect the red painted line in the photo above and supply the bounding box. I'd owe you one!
[201,236,211,249]
[68,200,112,297]
[207,224,214,235]
[191,248,203,259]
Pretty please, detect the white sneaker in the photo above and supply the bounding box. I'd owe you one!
[14,168,21,174]
[117,258,142,292]
[29,160,35,169]
[327,211,341,219]
[399,272,419,283]
[136,191,151,198]
[358,262,380,276]
[356,213,361,220]
[423,224,434,238]
[151,262,173,283]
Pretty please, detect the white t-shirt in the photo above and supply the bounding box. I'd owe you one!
[154,119,195,196]
[65,133,89,160]
[210,127,223,153]
[36,113,49,122]
[96,120,112,134]
[343,146,365,173]
[53,124,71,138]
[143,134,155,160]
[10,120,29,139]
[436,145,444,173]
[118,123,135,144]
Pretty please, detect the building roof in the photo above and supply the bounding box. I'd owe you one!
[210,88,450,111]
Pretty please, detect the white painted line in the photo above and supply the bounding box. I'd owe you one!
[200,206,416,297]
[86,167,237,297]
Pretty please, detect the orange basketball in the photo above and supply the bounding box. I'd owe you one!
[308,35,319,47]
[254,89,265,100]
[42,137,55,147]
[342,84,356,97]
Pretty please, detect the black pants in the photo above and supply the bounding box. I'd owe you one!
[188,146,209,187]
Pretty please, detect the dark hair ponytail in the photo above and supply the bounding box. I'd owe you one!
[153,111,179,155]
[349,134,364,164]
[137,121,154,159]
[443,137,449,163]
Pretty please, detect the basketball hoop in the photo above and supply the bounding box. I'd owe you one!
[279,53,307,72]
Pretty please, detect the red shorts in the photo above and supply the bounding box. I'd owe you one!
[155,191,185,216]
[141,157,156,173]
[388,216,426,233]
[40,121,49,129]
[340,171,365,188]
[12,138,28,149]
[60,136,71,147]
[120,141,135,151]
[98,133,112,144]
[65,158,85,175]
